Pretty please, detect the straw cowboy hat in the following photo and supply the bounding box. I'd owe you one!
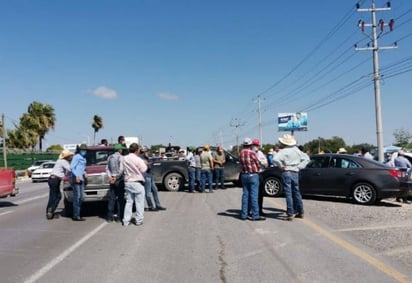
[337,147,347,154]
[59,149,74,159]
[278,134,297,146]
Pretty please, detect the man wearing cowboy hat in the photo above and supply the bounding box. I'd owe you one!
[46,149,74,220]
[238,138,265,221]
[274,134,310,221]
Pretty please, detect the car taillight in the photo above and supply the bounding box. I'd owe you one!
[388,169,404,178]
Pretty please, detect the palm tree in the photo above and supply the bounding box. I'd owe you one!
[20,102,56,151]
[7,127,38,149]
[92,115,103,145]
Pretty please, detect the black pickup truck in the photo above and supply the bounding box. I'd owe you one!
[151,147,242,191]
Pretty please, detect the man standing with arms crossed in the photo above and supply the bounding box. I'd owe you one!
[122,143,147,226]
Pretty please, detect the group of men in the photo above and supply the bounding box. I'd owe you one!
[185,145,226,193]
[46,136,166,225]
[238,134,310,221]
[105,136,166,226]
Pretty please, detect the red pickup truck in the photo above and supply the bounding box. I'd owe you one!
[0,168,19,198]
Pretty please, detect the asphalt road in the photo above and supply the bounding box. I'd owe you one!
[1,180,412,283]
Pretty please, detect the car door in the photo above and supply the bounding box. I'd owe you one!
[300,155,332,194]
[223,151,241,182]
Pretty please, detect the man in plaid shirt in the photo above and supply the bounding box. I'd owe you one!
[238,138,266,221]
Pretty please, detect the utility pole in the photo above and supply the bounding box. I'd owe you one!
[230,118,245,154]
[355,0,397,162]
[1,114,7,168]
[254,95,264,145]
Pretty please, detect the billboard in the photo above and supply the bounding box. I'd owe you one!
[278,112,308,132]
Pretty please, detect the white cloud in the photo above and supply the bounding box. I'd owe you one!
[89,86,118,99]
[158,92,179,100]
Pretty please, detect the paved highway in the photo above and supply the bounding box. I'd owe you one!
[1,180,411,283]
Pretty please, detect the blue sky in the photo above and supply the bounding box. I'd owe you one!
[1,0,411,149]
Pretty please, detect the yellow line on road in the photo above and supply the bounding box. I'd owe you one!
[267,198,410,283]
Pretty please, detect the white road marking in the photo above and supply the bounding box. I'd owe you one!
[15,193,49,205]
[0,211,13,216]
[23,222,107,283]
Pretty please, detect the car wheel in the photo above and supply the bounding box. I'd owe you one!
[352,183,377,204]
[64,198,73,217]
[263,176,282,197]
[164,173,184,192]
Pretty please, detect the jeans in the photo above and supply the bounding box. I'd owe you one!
[195,168,201,190]
[107,179,125,220]
[47,177,62,214]
[200,169,213,192]
[214,167,225,189]
[282,171,304,216]
[144,174,161,208]
[71,181,85,218]
[188,167,196,192]
[241,173,260,219]
[123,181,145,225]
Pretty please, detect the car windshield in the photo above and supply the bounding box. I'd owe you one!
[42,163,55,169]
[86,149,115,166]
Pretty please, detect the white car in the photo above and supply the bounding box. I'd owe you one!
[27,160,53,177]
[31,161,56,183]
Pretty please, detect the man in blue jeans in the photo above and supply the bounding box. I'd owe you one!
[238,138,265,221]
[273,134,310,221]
[139,146,166,211]
[200,144,214,193]
[186,147,197,193]
[70,144,88,221]
[106,143,125,222]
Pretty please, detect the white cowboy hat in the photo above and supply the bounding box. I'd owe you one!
[337,147,347,153]
[243,137,252,146]
[278,134,296,146]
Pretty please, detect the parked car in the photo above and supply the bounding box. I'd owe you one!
[27,160,53,177]
[62,146,115,216]
[0,168,19,198]
[31,161,56,182]
[151,146,242,191]
[260,153,411,205]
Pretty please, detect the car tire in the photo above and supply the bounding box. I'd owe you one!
[163,172,184,192]
[64,198,73,217]
[352,182,377,205]
[263,176,283,197]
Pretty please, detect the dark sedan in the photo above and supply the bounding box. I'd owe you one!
[260,153,411,205]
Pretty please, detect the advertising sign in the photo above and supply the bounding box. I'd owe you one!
[278,112,308,132]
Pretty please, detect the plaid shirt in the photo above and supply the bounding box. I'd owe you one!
[239,148,260,173]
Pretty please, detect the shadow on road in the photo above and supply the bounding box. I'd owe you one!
[0,201,18,208]
[217,207,287,221]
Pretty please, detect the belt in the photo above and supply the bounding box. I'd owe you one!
[50,175,62,180]
[242,172,258,174]
[128,180,145,185]
[284,170,299,173]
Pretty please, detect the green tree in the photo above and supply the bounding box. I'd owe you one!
[303,136,347,155]
[393,128,412,148]
[20,101,56,151]
[7,126,37,149]
[47,144,63,151]
[91,115,104,145]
